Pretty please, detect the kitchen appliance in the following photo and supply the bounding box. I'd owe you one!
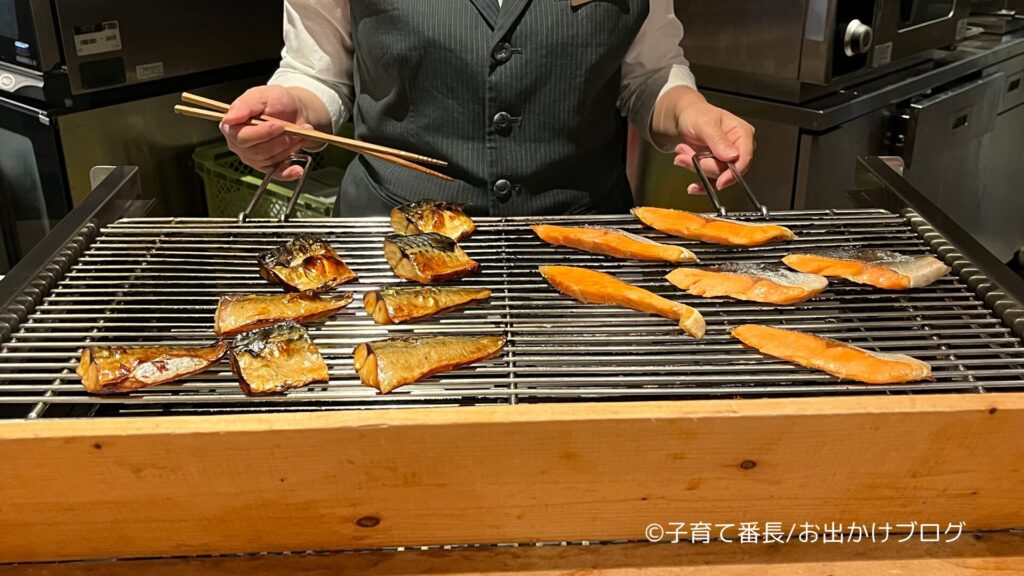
[1,159,1023,563]
[0,0,283,103]
[676,0,973,102]
[971,0,1024,34]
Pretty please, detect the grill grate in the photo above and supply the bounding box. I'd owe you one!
[2,209,1023,419]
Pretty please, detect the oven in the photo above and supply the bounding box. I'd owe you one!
[676,0,973,102]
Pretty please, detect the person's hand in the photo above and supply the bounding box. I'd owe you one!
[669,93,755,195]
[220,85,312,180]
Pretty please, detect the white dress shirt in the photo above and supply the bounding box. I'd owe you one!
[269,0,696,147]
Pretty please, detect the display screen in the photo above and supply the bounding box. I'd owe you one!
[0,1,17,40]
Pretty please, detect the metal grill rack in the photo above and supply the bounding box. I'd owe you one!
[2,209,1024,419]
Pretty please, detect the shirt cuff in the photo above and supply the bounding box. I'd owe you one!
[268,69,347,135]
[649,64,699,154]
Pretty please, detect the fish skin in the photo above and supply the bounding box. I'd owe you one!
[364,286,492,324]
[532,224,698,263]
[384,233,480,283]
[783,249,950,289]
[539,265,705,339]
[229,320,328,395]
[353,335,506,394]
[258,234,357,292]
[77,342,227,394]
[632,206,796,247]
[214,292,353,337]
[731,324,932,384]
[391,200,476,241]
[666,263,828,305]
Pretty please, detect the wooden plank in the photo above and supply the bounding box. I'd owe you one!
[3,532,1024,576]
[0,393,1022,563]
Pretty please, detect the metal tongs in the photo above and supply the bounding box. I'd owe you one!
[690,151,770,217]
[239,154,313,224]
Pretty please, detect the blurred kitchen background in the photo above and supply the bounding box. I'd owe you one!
[1,0,1023,274]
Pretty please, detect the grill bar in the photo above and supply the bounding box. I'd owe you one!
[1,209,1023,419]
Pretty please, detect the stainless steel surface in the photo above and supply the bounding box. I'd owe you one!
[2,206,1023,420]
[973,0,1024,13]
[241,155,314,224]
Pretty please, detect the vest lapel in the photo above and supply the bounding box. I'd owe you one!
[467,0,500,29]
[492,0,534,43]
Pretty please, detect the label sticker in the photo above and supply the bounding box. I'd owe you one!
[136,62,164,81]
[73,21,122,57]
[872,42,893,67]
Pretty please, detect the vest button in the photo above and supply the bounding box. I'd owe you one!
[494,179,513,201]
[493,111,513,131]
[492,43,513,64]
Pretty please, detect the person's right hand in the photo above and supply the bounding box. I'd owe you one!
[221,85,312,180]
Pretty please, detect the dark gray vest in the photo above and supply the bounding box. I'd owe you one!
[337,0,650,217]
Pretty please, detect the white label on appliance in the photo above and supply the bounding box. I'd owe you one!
[73,21,122,57]
[136,62,165,81]
[955,19,969,41]
[872,42,893,67]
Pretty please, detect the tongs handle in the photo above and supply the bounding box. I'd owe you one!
[691,151,769,217]
[238,154,314,224]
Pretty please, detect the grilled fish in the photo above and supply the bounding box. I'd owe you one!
[731,324,933,384]
[364,286,492,324]
[391,200,476,241]
[384,233,480,283]
[666,264,828,305]
[354,335,506,394]
[258,234,357,292]
[632,206,796,247]
[783,249,950,289]
[215,292,354,337]
[539,265,705,339]
[532,224,698,263]
[229,321,329,395]
[77,342,227,394]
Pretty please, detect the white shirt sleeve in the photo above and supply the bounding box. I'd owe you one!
[268,0,354,134]
[618,0,697,151]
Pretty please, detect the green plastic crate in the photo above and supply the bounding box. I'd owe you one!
[193,143,343,219]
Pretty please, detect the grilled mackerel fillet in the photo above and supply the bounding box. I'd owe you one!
[354,335,506,394]
[77,342,227,394]
[229,321,329,395]
[215,292,354,337]
[364,286,492,324]
[384,233,479,283]
[391,200,476,241]
[258,234,357,292]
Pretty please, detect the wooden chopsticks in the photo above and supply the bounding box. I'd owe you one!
[174,92,452,181]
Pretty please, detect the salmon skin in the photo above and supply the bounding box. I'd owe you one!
[353,335,506,394]
[384,233,479,283]
[364,286,492,324]
[666,264,828,305]
[229,321,329,395]
[632,206,796,247]
[215,292,353,337]
[77,342,227,394]
[258,234,357,292]
[391,200,476,241]
[539,265,705,339]
[731,324,932,384]
[532,224,698,263]
[783,249,950,289]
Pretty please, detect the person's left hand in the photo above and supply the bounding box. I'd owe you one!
[670,98,755,195]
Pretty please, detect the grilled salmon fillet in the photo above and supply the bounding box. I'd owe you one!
[364,286,492,324]
[783,249,950,289]
[632,206,796,247]
[539,265,705,339]
[532,224,698,263]
[384,233,480,283]
[77,342,227,394]
[731,324,932,384]
[391,200,476,241]
[214,292,353,337]
[666,264,828,305]
[229,321,329,395]
[354,335,506,394]
[258,234,357,292]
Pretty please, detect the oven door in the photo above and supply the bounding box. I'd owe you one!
[888,0,972,61]
[0,94,70,273]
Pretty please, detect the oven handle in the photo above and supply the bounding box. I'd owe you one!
[853,156,1024,337]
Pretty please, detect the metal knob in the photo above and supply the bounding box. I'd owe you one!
[844,19,874,57]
